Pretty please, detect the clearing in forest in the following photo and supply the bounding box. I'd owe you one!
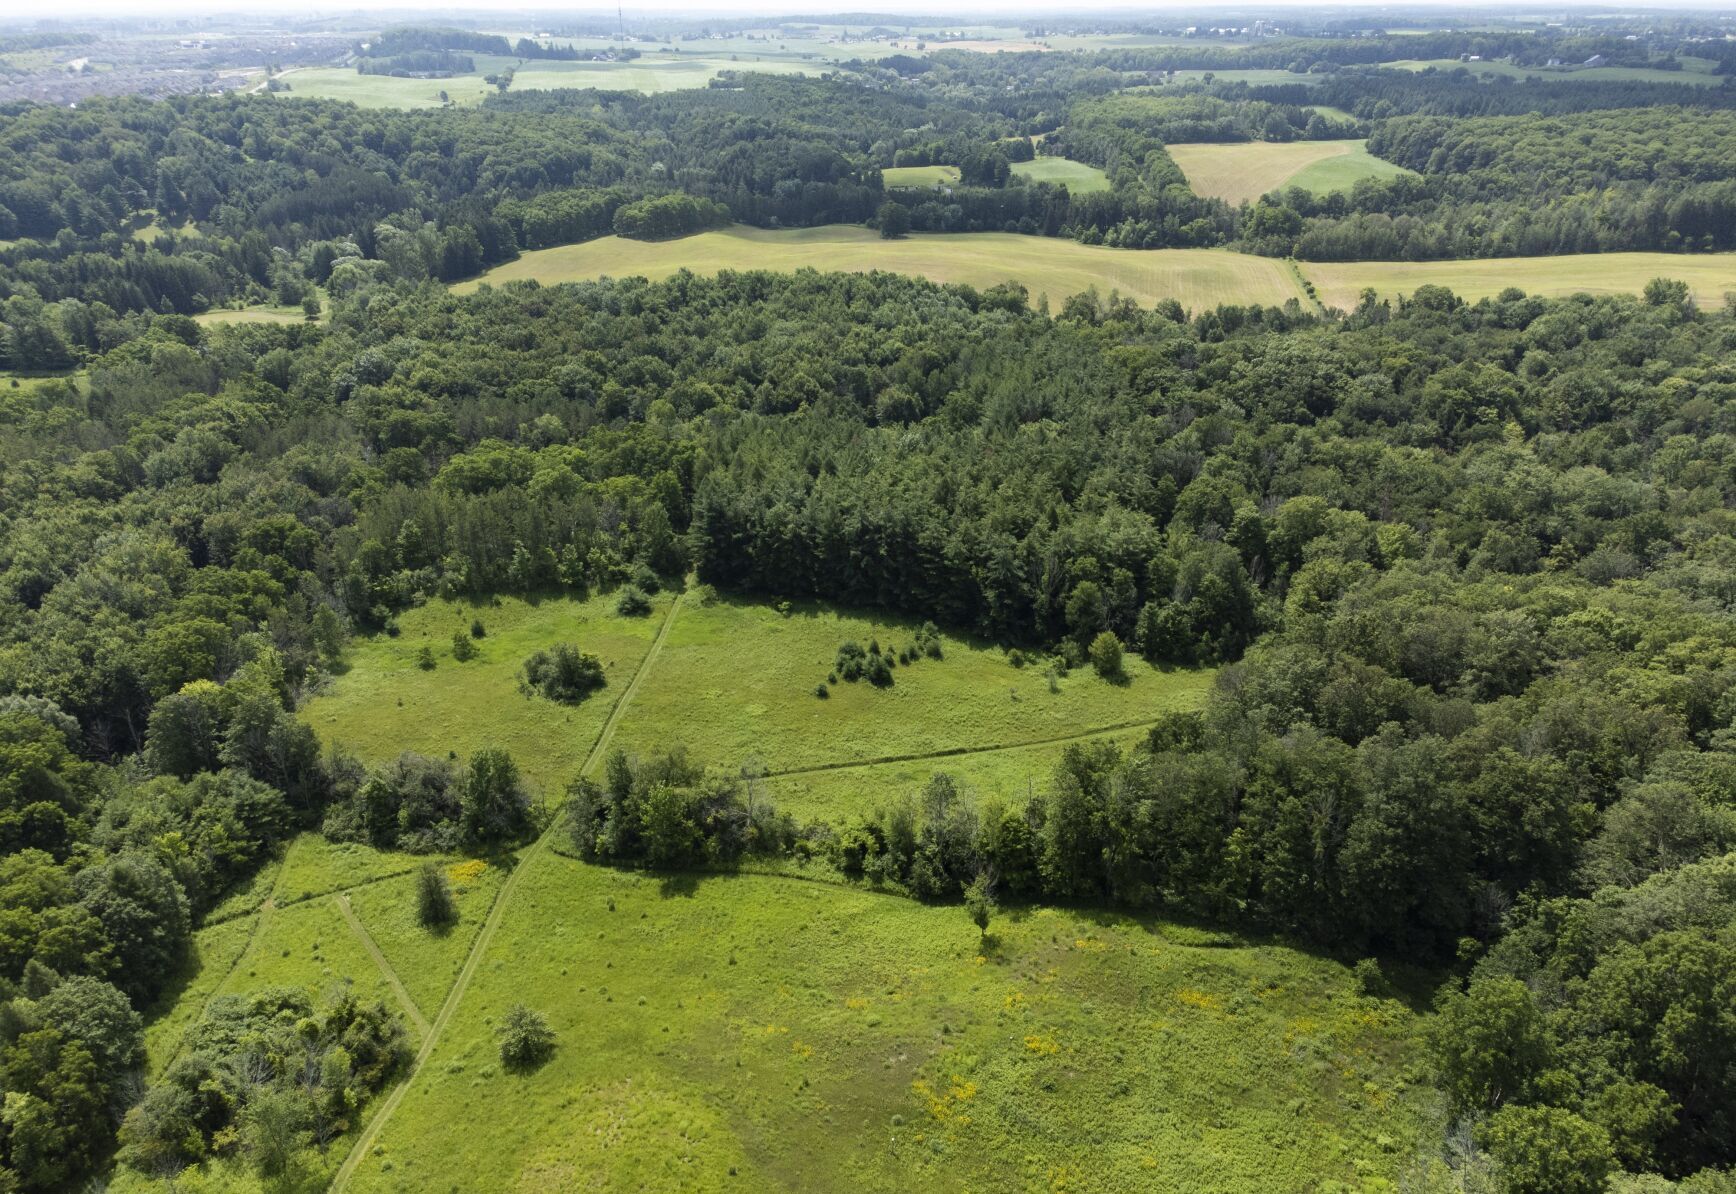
[343,857,1433,1193]
[1168,139,1415,206]
[1010,155,1113,193]
[1300,250,1736,311]
[452,224,1309,312]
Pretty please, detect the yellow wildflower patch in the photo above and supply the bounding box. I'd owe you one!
[447,859,487,883]
[1024,1034,1060,1055]
[1175,988,1222,1012]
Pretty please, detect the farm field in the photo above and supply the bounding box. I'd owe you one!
[1300,250,1736,310]
[1011,155,1113,192]
[1168,139,1414,205]
[344,856,1434,1193]
[603,595,1215,776]
[194,304,314,326]
[883,164,960,188]
[453,224,1309,312]
[303,591,672,794]
[277,50,815,108]
[1389,56,1724,85]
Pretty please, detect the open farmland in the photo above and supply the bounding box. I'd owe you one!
[453,225,1308,311]
[1300,250,1736,310]
[1011,155,1113,192]
[1168,139,1415,205]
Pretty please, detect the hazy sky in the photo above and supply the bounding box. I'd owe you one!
[28,0,1736,15]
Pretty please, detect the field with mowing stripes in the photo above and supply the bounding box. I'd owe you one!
[1168,139,1414,205]
[454,225,1308,312]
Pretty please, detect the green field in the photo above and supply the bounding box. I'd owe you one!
[345,855,1433,1193]
[303,591,672,794]
[605,595,1212,779]
[277,50,815,109]
[453,225,1308,313]
[194,304,315,327]
[883,165,960,189]
[1390,57,1725,85]
[1168,140,1414,206]
[1011,156,1113,193]
[1301,251,1736,311]
[131,592,1433,1192]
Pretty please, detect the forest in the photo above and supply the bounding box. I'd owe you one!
[1,12,1736,1192]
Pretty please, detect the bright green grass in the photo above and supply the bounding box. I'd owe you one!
[1300,251,1736,311]
[452,224,1309,313]
[215,897,397,1013]
[142,915,257,1073]
[346,860,509,1020]
[605,595,1214,776]
[883,164,960,189]
[1163,69,1324,86]
[1011,156,1112,193]
[273,64,500,109]
[205,856,281,924]
[1388,57,1724,85]
[766,725,1151,824]
[1307,105,1357,122]
[274,833,427,906]
[349,855,1433,1192]
[303,591,671,794]
[1169,139,1413,206]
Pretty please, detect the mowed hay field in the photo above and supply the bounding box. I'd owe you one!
[1301,251,1736,311]
[1168,139,1414,205]
[453,225,1308,312]
[302,591,672,794]
[347,856,1434,1193]
[603,594,1215,777]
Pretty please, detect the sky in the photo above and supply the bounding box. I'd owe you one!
[23,0,1736,15]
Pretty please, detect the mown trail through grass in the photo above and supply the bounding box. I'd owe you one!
[762,713,1172,778]
[328,589,686,1192]
[336,894,432,1037]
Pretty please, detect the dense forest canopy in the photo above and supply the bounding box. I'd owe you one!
[2,13,1736,1191]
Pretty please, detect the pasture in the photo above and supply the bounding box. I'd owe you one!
[1011,155,1113,193]
[883,164,961,189]
[452,224,1309,312]
[1168,139,1414,205]
[344,856,1434,1193]
[1388,56,1725,85]
[303,591,672,795]
[1300,251,1736,311]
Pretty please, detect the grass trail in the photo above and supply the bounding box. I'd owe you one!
[337,894,432,1037]
[329,589,685,1191]
[763,713,1167,778]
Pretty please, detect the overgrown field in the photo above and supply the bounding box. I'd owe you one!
[1302,250,1736,310]
[1168,139,1415,206]
[346,855,1436,1193]
[605,594,1212,778]
[453,225,1309,312]
[303,592,672,794]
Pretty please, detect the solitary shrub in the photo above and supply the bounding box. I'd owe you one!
[615,585,652,616]
[964,874,997,941]
[417,863,456,928]
[470,618,487,638]
[814,683,829,699]
[1089,631,1123,679]
[497,1003,555,1070]
[451,631,477,662]
[523,643,605,703]
[627,562,660,594]
[416,645,435,671]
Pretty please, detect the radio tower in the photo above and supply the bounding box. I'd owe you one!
[617,2,626,51]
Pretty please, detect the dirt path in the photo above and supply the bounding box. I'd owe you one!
[328,591,684,1191]
[335,893,431,1037]
[764,716,1164,779]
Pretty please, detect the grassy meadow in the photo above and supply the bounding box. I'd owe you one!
[302,591,672,794]
[883,164,961,188]
[453,224,1309,312]
[603,594,1214,776]
[1011,155,1113,193]
[1388,56,1724,85]
[1300,250,1736,311]
[345,855,1435,1194]
[1168,139,1415,206]
[194,304,316,326]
